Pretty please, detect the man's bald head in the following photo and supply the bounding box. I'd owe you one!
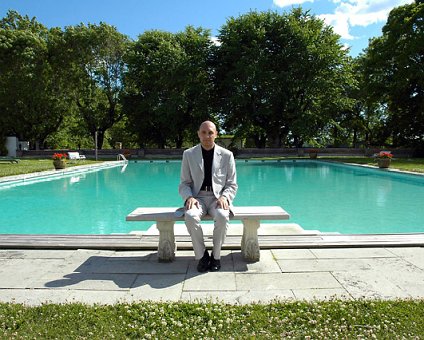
[198,121,218,150]
[199,121,217,132]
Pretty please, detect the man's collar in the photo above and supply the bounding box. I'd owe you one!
[201,144,215,152]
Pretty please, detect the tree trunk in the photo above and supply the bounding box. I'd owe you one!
[253,133,266,148]
[93,130,105,150]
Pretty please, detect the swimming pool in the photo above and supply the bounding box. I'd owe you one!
[0,160,423,234]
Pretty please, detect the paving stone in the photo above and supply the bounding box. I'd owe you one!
[184,272,236,291]
[271,249,317,260]
[237,290,295,304]
[39,273,137,290]
[277,258,372,273]
[332,271,412,299]
[403,255,424,270]
[108,250,155,261]
[236,272,341,290]
[129,274,185,302]
[0,247,423,303]
[385,247,424,257]
[72,256,190,274]
[367,257,424,273]
[233,250,281,273]
[383,249,424,270]
[311,248,395,259]
[174,250,196,258]
[131,273,185,290]
[0,258,66,288]
[0,289,72,306]
[0,250,27,259]
[14,249,76,259]
[369,259,424,297]
[0,251,11,258]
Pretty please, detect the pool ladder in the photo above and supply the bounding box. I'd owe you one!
[117,154,129,163]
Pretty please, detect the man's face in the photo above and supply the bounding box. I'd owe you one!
[198,122,217,150]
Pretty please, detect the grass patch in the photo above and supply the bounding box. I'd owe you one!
[1,157,424,178]
[321,156,424,173]
[250,156,424,174]
[0,300,423,338]
[0,159,102,178]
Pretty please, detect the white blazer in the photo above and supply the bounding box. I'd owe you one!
[179,144,238,204]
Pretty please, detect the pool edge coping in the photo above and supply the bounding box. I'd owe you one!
[0,160,126,187]
[318,159,424,177]
[0,232,423,250]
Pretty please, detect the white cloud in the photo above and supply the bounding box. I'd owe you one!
[273,0,315,7]
[320,13,355,39]
[210,36,221,46]
[319,0,414,40]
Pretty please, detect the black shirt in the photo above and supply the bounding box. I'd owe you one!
[201,146,214,189]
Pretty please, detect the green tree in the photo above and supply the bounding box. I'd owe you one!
[123,27,214,148]
[0,11,73,148]
[361,0,424,147]
[62,23,129,149]
[215,9,352,147]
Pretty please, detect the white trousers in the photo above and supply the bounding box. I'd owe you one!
[184,191,229,260]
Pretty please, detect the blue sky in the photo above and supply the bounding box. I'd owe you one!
[0,0,414,56]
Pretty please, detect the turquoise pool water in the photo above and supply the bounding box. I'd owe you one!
[0,160,423,234]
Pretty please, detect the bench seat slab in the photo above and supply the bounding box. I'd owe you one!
[126,206,289,262]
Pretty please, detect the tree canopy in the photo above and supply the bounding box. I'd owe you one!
[123,27,214,148]
[361,0,424,148]
[0,4,423,152]
[215,9,352,147]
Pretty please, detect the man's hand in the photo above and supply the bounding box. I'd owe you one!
[217,196,229,210]
[185,197,200,210]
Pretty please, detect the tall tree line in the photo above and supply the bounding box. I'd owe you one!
[0,2,423,152]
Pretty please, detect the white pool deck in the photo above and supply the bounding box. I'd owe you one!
[0,245,423,305]
[0,162,423,305]
[0,160,126,187]
[0,222,423,305]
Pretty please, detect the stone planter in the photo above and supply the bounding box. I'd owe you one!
[377,158,391,168]
[309,152,318,159]
[53,159,66,170]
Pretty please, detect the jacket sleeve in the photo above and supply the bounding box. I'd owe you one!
[178,150,194,202]
[221,152,238,204]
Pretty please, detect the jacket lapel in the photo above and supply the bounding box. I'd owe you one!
[194,145,203,172]
[212,145,222,174]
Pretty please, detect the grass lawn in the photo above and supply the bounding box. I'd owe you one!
[1,300,423,338]
[320,156,424,174]
[0,159,102,178]
[250,156,424,174]
[1,157,424,178]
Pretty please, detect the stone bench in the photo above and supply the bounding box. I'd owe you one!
[126,206,290,262]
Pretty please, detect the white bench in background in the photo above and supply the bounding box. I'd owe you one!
[68,152,86,161]
[126,206,290,262]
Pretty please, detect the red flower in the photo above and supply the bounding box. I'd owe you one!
[376,151,393,159]
[52,153,67,160]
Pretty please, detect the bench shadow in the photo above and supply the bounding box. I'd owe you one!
[44,252,249,289]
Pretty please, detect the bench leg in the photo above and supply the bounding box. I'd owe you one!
[156,221,176,262]
[241,219,260,262]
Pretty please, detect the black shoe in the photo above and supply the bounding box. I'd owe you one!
[209,255,221,272]
[197,250,210,272]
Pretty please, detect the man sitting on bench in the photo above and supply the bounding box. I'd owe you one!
[179,121,238,272]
